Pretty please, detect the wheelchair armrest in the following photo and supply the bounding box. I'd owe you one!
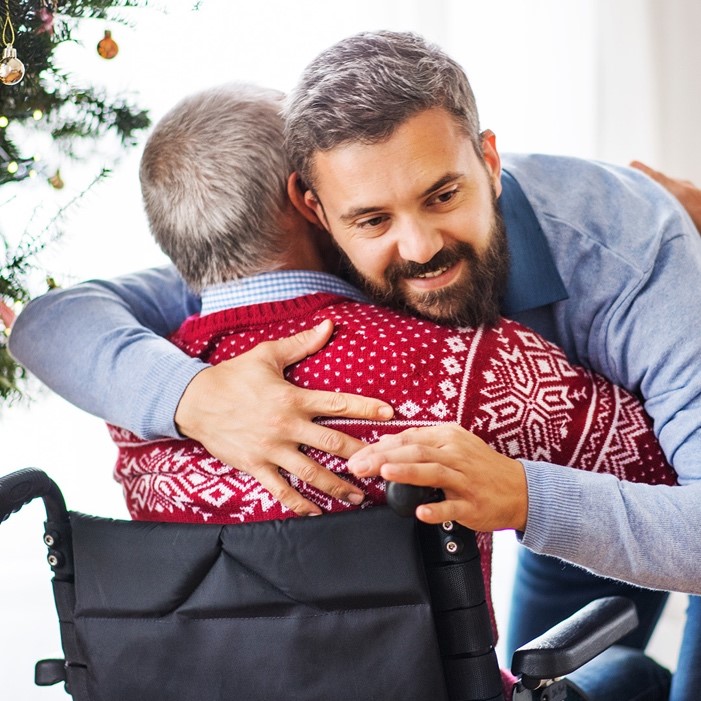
[511,595,638,689]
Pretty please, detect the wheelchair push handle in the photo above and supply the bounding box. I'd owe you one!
[0,468,67,525]
[386,482,443,517]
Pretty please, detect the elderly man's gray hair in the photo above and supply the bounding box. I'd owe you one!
[140,83,291,291]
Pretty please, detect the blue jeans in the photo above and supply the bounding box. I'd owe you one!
[669,594,701,701]
[567,646,671,701]
[507,549,671,701]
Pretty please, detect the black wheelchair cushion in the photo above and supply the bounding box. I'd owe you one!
[62,506,450,701]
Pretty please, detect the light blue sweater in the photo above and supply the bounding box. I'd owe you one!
[10,154,701,592]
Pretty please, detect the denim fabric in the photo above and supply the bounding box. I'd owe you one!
[669,594,701,701]
[506,549,669,656]
[567,645,671,701]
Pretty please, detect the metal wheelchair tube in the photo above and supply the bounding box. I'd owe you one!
[387,482,504,701]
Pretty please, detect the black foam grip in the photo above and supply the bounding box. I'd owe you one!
[386,482,441,517]
[0,468,64,524]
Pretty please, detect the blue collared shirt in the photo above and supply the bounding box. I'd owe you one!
[200,270,368,315]
[499,169,569,315]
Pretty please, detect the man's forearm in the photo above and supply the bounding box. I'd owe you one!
[521,460,701,594]
[9,265,202,438]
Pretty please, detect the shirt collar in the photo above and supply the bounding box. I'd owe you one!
[200,270,368,316]
[499,168,569,315]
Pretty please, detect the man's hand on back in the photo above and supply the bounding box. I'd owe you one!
[631,160,701,233]
[174,319,394,516]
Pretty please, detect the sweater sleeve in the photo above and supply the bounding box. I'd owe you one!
[8,265,203,439]
[520,460,701,594]
[508,160,701,592]
[516,231,701,593]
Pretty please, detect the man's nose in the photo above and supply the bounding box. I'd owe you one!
[396,219,443,264]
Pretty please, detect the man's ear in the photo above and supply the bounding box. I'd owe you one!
[287,172,328,229]
[480,129,502,198]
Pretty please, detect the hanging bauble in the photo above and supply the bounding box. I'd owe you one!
[97,30,119,59]
[48,170,64,189]
[0,299,15,331]
[37,6,54,36]
[0,45,24,86]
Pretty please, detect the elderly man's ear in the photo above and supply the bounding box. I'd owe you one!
[287,172,328,230]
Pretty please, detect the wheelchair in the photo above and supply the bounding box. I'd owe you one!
[0,468,639,701]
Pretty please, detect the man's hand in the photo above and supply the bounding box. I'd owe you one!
[174,319,394,516]
[630,160,701,233]
[347,424,527,532]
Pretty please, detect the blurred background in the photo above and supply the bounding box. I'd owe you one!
[1,0,700,697]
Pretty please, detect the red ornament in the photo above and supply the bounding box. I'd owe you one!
[0,299,15,330]
[37,7,54,36]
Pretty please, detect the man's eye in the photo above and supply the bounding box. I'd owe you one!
[357,215,386,229]
[432,188,458,205]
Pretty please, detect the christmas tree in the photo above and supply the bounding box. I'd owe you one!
[0,0,151,404]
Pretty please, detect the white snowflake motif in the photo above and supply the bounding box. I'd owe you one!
[442,356,462,375]
[398,400,422,418]
[183,472,208,487]
[199,482,235,507]
[429,401,449,419]
[446,336,468,353]
[439,378,458,399]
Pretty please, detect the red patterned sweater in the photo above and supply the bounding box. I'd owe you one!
[109,292,676,682]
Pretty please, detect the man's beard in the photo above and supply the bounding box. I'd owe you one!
[340,207,510,328]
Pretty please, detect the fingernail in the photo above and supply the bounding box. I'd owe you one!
[347,492,364,505]
[309,511,322,517]
[349,459,370,475]
[378,406,393,419]
[417,505,432,519]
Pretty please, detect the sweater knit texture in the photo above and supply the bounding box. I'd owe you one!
[109,293,675,689]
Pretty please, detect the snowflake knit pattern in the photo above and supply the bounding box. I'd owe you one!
[109,293,676,664]
[111,292,675,517]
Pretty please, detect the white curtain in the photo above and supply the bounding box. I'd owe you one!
[595,0,701,182]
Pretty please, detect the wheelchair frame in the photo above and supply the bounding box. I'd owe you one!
[1,469,638,701]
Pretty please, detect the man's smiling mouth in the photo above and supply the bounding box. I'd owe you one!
[413,264,452,279]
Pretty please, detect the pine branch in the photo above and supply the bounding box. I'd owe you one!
[0,0,155,407]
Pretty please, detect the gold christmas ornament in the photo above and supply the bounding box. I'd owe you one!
[0,46,23,85]
[48,170,64,189]
[97,30,119,59]
[1,0,23,85]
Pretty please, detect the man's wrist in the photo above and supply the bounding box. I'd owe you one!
[173,364,214,439]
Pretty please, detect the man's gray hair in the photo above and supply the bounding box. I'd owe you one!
[140,83,291,291]
[284,31,481,190]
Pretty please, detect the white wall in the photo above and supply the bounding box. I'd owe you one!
[1,1,697,697]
